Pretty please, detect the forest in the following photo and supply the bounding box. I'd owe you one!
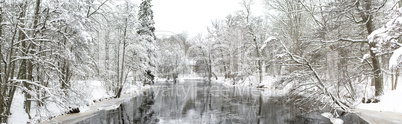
[0,0,402,123]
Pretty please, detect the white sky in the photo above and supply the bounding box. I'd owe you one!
[135,0,265,37]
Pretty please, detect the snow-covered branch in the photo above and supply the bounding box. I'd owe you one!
[280,40,350,111]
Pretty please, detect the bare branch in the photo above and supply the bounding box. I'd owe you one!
[280,40,350,111]
[87,0,109,18]
[319,38,368,44]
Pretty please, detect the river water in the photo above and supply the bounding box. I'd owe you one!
[74,79,367,124]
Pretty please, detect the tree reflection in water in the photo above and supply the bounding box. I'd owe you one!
[150,81,331,124]
[75,80,367,124]
[133,91,158,124]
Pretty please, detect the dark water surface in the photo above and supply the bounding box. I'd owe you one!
[75,79,367,124]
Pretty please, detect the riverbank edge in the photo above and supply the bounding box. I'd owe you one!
[211,77,374,124]
[43,88,149,124]
[353,109,402,124]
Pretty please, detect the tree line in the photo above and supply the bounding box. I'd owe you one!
[187,0,402,111]
[0,0,156,122]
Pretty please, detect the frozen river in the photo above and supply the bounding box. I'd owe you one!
[61,79,367,124]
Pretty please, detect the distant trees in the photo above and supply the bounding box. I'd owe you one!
[188,35,215,81]
[156,33,188,83]
[201,0,401,111]
[207,16,244,83]
[205,0,272,85]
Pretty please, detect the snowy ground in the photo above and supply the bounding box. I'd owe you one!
[344,75,402,124]
[355,78,402,124]
[357,88,402,113]
[8,80,148,123]
[44,90,148,124]
[212,75,291,96]
[355,74,402,113]
[214,74,402,107]
[353,109,402,124]
[213,75,277,87]
[155,73,204,83]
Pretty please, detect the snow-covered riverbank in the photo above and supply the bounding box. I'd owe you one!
[354,86,402,124]
[211,75,293,96]
[8,80,148,123]
[43,88,149,124]
[212,74,402,124]
[357,88,402,113]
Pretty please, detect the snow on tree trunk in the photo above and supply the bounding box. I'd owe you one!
[369,8,402,93]
[137,0,157,85]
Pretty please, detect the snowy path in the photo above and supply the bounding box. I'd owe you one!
[43,90,147,124]
[354,109,402,124]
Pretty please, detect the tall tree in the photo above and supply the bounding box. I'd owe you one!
[137,0,157,85]
[353,0,386,96]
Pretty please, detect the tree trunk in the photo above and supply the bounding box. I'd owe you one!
[393,68,399,90]
[14,2,34,119]
[361,0,383,96]
[257,93,262,124]
[223,62,227,79]
[208,54,212,83]
[4,14,24,122]
[392,70,395,90]
[399,0,402,8]
[105,30,110,78]
[253,36,262,84]
[61,27,71,91]
[116,17,128,98]
[1,15,20,123]
[116,28,121,92]
[0,4,4,123]
[369,43,383,96]
[24,0,41,118]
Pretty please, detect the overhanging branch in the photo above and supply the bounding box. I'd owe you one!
[280,40,350,111]
[320,38,368,44]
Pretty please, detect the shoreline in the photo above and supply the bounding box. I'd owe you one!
[353,109,402,124]
[44,79,396,124]
[43,89,148,124]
